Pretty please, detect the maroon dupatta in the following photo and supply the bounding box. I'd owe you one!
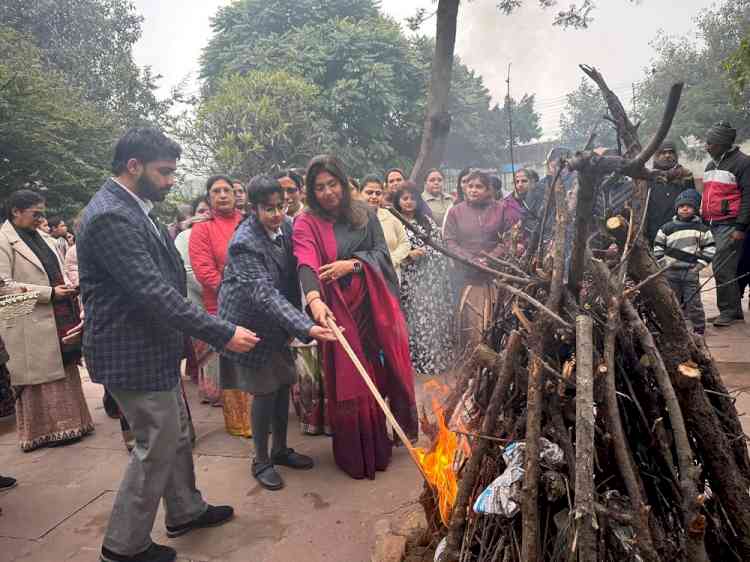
[293,211,417,436]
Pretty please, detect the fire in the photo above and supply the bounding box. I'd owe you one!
[415,381,461,526]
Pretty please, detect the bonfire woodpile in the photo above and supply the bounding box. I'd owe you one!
[403,66,750,562]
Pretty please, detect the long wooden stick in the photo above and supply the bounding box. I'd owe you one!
[574,315,596,562]
[326,318,428,481]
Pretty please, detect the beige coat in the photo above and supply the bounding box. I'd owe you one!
[0,220,67,386]
[377,208,410,276]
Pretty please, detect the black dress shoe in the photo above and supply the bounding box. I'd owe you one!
[252,461,284,490]
[101,543,176,562]
[166,504,234,538]
[271,448,314,470]
[0,475,17,490]
[103,390,121,419]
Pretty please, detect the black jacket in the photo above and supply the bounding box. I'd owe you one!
[646,166,695,244]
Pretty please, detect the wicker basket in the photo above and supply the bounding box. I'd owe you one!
[0,291,39,321]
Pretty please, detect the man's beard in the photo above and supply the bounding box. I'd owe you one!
[136,174,166,202]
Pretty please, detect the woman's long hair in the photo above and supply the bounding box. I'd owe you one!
[305,154,368,227]
[392,181,433,236]
[455,167,471,202]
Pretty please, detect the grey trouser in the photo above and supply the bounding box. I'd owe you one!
[667,269,705,334]
[710,223,743,318]
[103,384,207,556]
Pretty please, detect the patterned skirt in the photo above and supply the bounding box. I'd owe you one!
[223,390,252,438]
[291,344,331,436]
[198,349,223,406]
[457,282,497,354]
[15,363,94,451]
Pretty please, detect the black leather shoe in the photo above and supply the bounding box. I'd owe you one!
[0,475,17,490]
[103,390,121,419]
[271,448,314,470]
[165,505,234,538]
[253,461,284,490]
[101,543,176,562]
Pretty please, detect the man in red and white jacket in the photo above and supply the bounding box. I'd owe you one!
[702,121,750,326]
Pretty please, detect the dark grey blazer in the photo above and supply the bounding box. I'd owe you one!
[77,179,235,391]
[218,213,313,370]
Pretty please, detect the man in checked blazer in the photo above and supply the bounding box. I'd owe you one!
[77,128,259,562]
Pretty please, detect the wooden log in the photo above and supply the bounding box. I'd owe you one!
[443,333,523,561]
[602,294,658,561]
[521,355,545,562]
[621,300,707,562]
[568,169,598,294]
[521,170,569,562]
[620,237,750,558]
[574,315,597,562]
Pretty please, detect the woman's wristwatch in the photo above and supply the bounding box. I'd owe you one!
[352,260,363,274]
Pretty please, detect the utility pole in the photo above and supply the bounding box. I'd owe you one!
[506,64,516,182]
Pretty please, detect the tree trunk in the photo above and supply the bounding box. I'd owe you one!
[410,0,460,184]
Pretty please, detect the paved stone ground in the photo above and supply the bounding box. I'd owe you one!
[0,371,431,562]
[0,278,748,561]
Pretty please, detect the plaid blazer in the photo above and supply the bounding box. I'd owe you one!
[218,213,313,369]
[77,179,235,391]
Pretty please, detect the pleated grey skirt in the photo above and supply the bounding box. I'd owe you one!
[219,348,296,395]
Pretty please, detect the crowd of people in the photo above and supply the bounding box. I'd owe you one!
[0,120,748,562]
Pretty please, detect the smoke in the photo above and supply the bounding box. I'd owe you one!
[443,0,709,140]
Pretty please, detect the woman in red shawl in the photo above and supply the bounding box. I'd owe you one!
[293,155,418,480]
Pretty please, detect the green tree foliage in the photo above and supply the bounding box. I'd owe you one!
[197,0,541,175]
[559,78,619,150]
[176,71,334,179]
[637,0,750,147]
[201,0,379,86]
[725,38,750,111]
[0,0,169,127]
[0,27,115,214]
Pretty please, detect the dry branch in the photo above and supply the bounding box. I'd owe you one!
[575,315,597,562]
[411,64,750,562]
[444,335,523,560]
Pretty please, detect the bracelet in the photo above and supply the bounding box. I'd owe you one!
[307,296,322,306]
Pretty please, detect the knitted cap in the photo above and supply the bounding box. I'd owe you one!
[657,140,677,153]
[674,189,701,211]
[706,122,737,145]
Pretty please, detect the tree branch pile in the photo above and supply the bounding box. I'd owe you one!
[406,66,750,562]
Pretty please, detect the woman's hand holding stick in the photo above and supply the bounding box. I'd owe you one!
[324,317,428,481]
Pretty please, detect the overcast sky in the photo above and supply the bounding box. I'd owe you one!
[132,0,714,140]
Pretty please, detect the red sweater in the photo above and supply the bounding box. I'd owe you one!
[189,210,242,314]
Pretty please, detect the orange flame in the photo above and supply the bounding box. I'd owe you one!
[415,381,460,526]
